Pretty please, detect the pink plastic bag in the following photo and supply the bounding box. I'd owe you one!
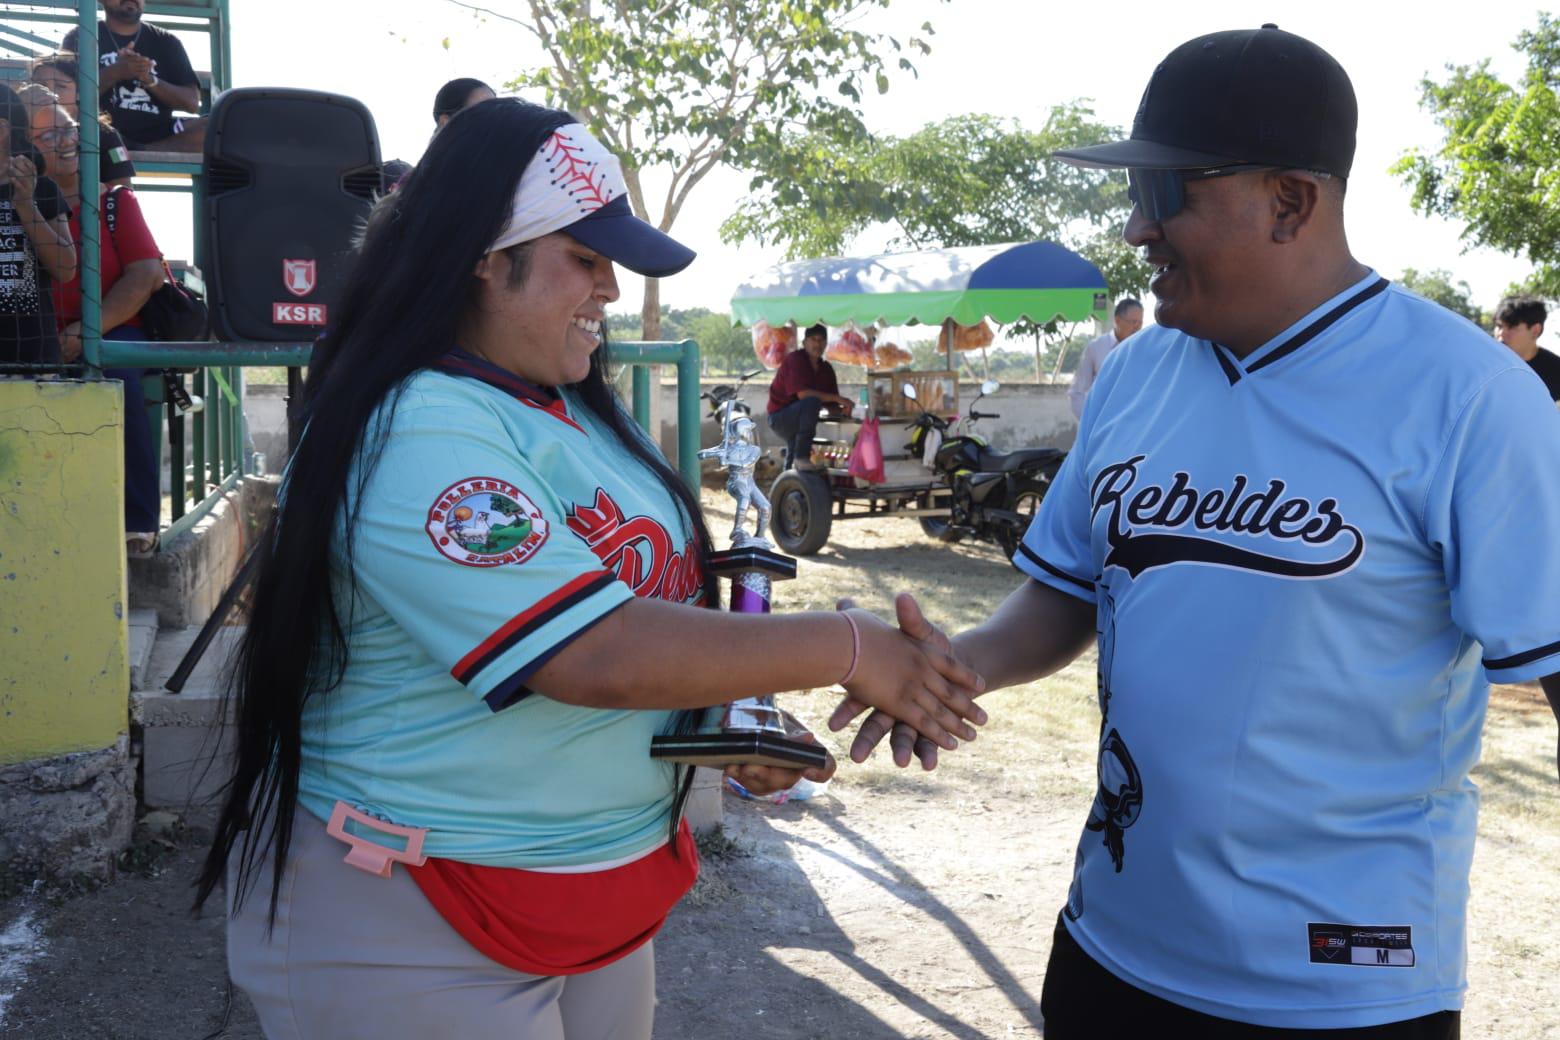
[848,416,886,484]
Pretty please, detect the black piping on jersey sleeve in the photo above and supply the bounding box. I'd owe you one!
[1483,637,1560,673]
[1015,542,1095,591]
[449,570,621,710]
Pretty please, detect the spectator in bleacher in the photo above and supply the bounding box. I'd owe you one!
[63,0,205,153]
[432,77,495,129]
[27,52,136,187]
[25,88,163,552]
[0,88,75,366]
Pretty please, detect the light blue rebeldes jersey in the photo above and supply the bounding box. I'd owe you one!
[1017,272,1560,1028]
[295,351,708,869]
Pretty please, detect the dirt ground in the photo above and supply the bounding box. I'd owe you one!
[1,488,1557,1038]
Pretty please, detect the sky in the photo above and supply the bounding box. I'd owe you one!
[126,0,1546,340]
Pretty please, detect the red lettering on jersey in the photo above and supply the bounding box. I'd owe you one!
[566,488,703,602]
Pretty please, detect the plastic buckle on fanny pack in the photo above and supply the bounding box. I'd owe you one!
[325,801,430,878]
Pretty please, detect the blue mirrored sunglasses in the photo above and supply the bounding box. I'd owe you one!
[1126,164,1275,222]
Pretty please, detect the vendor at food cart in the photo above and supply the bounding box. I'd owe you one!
[767,323,855,469]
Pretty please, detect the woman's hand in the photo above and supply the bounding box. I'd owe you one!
[834,597,986,752]
[724,729,836,797]
[7,156,37,207]
[831,594,958,768]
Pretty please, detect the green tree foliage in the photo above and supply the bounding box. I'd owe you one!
[1393,14,1560,296]
[683,312,755,376]
[605,307,753,375]
[1397,267,1490,327]
[719,106,1151,299]
[500,0,934,339]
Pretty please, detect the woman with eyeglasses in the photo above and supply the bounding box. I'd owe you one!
[21,85,163,553]
[0,88,74,367]
[26,52,137,189]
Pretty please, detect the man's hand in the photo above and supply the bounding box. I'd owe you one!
[834,394,856,417]
[7,155,37,207]
[830,593,964,769]
[119,46,155,84]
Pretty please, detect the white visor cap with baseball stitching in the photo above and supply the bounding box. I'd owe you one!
[488,123,696,278]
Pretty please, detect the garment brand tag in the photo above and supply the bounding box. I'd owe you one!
[1308,923,1415,967]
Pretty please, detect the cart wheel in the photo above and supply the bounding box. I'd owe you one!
[919,515,965,544]
[770,470,833,555]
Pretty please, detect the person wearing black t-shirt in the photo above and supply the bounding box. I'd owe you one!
[63,0,204,153]
[1494,295,1560,403]
[27,53,137,186]
[0,91,76,366]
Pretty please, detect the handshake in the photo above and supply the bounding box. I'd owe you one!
[724,591,985,798]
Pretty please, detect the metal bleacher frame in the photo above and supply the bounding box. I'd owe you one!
[2,1,269,540]
[3,1,705,531]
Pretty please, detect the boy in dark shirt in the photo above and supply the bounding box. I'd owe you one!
[1494,295,1560,402]
[63,0,204,153]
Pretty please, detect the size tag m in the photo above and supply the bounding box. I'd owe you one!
[1308,923,1415,967]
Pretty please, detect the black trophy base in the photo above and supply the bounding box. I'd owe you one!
[707,545,797,581]
[650,731,828,769]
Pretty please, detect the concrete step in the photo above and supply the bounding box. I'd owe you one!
[126,609,159,692]
[133,626,245,810]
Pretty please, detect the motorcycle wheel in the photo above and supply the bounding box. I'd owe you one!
[996,474,1054,557]
[770,470,833,555]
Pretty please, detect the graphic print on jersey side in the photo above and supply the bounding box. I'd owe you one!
[1090,455,1366,580]
[567,488,703,603]
[1068,587,1142,921]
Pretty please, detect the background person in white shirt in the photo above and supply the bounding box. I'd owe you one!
[1068,297,1143,420]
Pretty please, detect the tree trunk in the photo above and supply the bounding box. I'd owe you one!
[1034,331,1043,383]
[641,277,662,341]
[981,345,990,381]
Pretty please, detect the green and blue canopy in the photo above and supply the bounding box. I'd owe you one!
[729,241,1108,329]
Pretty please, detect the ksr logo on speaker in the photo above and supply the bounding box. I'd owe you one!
[283,258,317,298]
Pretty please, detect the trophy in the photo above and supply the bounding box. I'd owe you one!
[650,413,829,770]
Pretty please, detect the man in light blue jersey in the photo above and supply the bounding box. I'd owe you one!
[833,23,1560,1038]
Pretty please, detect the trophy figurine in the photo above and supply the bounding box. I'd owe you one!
[650,411,828,769]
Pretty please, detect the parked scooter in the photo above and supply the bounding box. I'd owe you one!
[701,368,763,427]
[903,380,1065,556]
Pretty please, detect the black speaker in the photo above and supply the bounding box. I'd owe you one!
[203,88,381,342]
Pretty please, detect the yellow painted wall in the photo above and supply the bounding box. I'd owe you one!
[0,379,128,765]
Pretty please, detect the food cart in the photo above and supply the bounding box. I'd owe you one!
[731,240,1108,554]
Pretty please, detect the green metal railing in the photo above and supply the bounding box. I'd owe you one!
[16,0,703,542]
[608,339,703,491]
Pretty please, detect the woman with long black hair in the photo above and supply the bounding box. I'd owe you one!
[197,99,985,1039]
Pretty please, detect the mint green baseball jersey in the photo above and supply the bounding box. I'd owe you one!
[295,351,707,868]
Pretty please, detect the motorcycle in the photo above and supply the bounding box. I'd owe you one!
[902,380,1065,557]
[701,368,762,427]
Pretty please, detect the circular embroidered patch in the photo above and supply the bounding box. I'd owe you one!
[426,477,549,567]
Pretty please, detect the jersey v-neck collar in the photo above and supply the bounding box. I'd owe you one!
[1208,271,1390,386]
[435,348,587,434]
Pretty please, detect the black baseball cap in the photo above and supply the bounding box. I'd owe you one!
[1054,25,1357,177]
